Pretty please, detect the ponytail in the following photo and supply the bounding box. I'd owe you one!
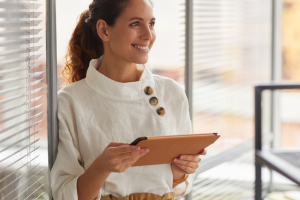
[62,10,103,85]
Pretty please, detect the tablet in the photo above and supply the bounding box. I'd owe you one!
[130,133,220,166]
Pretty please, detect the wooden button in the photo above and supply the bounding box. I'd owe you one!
[156,107,165,116]
[144,86,153,95]
[149,97,158,106]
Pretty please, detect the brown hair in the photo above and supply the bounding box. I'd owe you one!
[62,0,153,85]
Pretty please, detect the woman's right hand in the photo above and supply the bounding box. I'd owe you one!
[96,142,149,173]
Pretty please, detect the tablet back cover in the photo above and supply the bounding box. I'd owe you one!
[132,133,220,166]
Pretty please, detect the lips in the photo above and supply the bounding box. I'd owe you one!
[131,44,149,50]
[131,43,149,47]
[131,44,150,53]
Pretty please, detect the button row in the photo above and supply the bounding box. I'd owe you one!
[144,86,165,116]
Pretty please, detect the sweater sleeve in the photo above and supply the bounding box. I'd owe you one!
[50,91,101,200]
[172,84,195,199]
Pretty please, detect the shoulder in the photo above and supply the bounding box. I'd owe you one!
[58,79,86,99]
[57,79,87,107]
[153,74,186,101]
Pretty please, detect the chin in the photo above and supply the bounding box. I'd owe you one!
[133,56,148,65]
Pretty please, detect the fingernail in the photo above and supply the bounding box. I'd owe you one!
[174,158,179,162]
[136,147,140,151]
[143,148,149,153]
[180,155,184,159]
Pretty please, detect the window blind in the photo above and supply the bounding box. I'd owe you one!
[0,0,46,199]
[179,0,272,199]
[191,0,271,153]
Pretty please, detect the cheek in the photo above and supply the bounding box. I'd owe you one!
[150,31,156,47]
[112,31,136,52]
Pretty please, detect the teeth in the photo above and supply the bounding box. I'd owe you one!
[133,45,148,50]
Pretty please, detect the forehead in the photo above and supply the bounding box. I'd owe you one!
[121,0,154,20]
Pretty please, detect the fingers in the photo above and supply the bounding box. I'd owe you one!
[113,148,149,172]
[176,148,207,162]
[111,145,141,155]
[119,148,149,161]
[178,154,201,162]
[121,148,149,163]
[108,142,130,147]
[174,158,199,170]
[173,162,195,174]
[198,149,207,155]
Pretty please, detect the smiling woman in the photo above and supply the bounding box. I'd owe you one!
[51,0,204,200]
[62,0,156,84]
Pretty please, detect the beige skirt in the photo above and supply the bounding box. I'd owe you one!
[100,192,175,200]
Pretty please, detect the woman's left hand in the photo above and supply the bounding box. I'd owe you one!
[171,149,207,182]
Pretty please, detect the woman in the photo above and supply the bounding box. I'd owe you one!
[50,0,207,200]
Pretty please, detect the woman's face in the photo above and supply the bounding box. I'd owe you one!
[107,0,156,64]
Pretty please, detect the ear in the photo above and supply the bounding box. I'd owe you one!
[96,19,110,42]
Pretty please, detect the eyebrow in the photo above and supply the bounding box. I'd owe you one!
[129,17,156,21]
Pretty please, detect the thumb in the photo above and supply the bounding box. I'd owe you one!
[108,142,130,147]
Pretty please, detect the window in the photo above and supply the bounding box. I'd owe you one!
[0,0,49,199]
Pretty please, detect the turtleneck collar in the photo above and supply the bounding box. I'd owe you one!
[85,55,155,101]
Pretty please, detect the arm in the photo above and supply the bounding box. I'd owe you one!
[172,149,207,188]
[51,138,149,200]
[77,143,149,200]
[171,149,207,199]
[51,91,149,200]
[172,171,186,188]
[76,153,111,200]
[170,82,207,198]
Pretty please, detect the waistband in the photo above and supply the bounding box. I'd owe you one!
[100,192,175,200]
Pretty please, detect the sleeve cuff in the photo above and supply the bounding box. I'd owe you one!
[173,173,195,199]
[173,181,187,199]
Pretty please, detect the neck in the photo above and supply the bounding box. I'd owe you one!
[98,53,143,83]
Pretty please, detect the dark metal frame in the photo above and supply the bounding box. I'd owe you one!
[185,0,193,123]
[185,0,193,199]
[46,0,58,199]
[255,83,300,200]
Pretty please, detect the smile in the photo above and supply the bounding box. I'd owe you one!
[131,44,149,53]
[132,44,149,50]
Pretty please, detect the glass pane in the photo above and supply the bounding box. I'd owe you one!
[150,0,185,85]
[282,0,300,149]
[193,0,272,156]
[0,0,49,199]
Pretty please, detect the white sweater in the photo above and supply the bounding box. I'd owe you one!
[50,55,194,200]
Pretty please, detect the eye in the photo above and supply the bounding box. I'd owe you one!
[149,22,155,27]
[130,21,139,26]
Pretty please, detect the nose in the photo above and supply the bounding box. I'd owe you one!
[140,24,153,41]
